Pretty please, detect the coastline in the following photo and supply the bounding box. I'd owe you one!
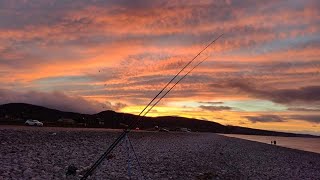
[1,126,319,179]
[221,133,320,154]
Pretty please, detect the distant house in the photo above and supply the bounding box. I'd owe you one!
[180,128,191,132]
[57,118,76,125]
[98,120,104,126]
[175,127,191,132]
[94,117,105,126]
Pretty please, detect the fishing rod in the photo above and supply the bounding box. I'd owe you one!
[140,56,209,120]
[126,34,223,130]
[121,56,209,180]
[81,34,223,179]
[135,34,223,118]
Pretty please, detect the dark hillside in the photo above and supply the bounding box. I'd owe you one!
[0,103,317,137]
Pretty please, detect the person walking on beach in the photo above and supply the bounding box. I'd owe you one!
[274,140,277,145]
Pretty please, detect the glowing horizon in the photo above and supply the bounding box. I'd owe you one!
[0,0,319,135]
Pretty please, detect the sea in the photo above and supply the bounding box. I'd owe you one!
[222,134,320,154]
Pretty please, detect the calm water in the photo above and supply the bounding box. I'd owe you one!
[222,134,320,154]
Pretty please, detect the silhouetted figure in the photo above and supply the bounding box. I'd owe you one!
[271,141,273,145]
[274,140,277,145]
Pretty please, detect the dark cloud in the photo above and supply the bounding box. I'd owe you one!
[244,115,285,123]
[126,75,171,87]
[289,115,320,124]
[0,89,126,114]
[112,102,127,111]
[199,105,232,111]
[262,61,320,73]
[260,86,320,104]
[244,114,320,124]
[287,107,320,112]
[239,121,247,125]
[212,80,320,104]
[198,101,224,105]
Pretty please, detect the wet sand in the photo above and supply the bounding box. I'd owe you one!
[222,134,320,154]
[1,126,320,179]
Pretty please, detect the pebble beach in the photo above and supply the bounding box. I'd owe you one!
[1,126,319,179]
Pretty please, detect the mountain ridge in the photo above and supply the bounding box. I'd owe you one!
[0,103,317,137]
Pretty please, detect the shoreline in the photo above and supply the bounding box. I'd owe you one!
[221,133,320,154]
[1,126,319,179]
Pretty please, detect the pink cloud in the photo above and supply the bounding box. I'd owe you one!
[0,89,126,114]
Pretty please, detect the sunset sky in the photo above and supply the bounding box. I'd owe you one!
[0,0,319,135]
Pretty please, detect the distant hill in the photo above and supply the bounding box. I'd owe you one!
[0,103,90,122]
[0,103,317,137]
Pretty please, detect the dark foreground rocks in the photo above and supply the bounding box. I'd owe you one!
[0,126,319,179]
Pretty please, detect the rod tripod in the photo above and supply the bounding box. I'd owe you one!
[80,34,223,179]
[123,131,146,180]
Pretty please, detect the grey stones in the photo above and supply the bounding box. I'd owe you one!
[0,127,320,179]
[23,168,33,178]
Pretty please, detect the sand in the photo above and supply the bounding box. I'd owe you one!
[0,126,319,179]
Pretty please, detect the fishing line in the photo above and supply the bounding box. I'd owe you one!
[140,56,209,122]
[81,34,223,179]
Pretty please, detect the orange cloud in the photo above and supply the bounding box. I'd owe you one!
[0,0,319,134]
